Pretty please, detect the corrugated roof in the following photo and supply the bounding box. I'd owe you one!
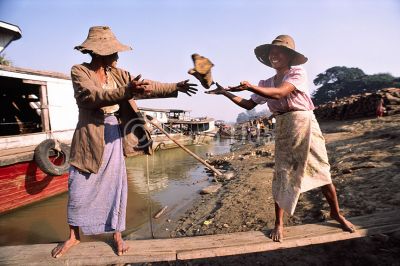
[0,64,70,80]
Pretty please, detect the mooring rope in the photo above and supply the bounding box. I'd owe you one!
[146,155,155,239]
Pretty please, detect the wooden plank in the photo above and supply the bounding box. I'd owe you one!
[132,231,267,252]
[0,153,34,167]
[177,210,400,260]
[0,231,267,265]
[0,145,36,157]
[0,242,176,266]
[22,79,46,85]
[177,224,400,260]
[0,64,70,80]
[290,212,400,239]
[39,85,50,133]
[0,146,37,166]
[0,211,399,265]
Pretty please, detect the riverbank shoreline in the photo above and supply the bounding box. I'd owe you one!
[152,114,400,264]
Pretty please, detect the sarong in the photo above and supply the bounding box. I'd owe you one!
[67,115,127,235]
[273,111,332,215]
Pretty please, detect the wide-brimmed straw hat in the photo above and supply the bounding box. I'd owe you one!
[74,26,132,56]
[254,35,307,67]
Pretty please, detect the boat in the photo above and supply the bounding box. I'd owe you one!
[0,21,78,213]
[139,107,218,150]
[0,64,75,213]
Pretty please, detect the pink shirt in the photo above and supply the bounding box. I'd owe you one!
[250,66,315,114]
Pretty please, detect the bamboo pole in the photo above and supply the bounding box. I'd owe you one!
[146,115,223,177]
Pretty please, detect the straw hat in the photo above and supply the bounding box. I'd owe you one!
[74,26,132,56]
[254,35,307,67]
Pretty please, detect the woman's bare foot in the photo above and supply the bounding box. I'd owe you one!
[331,212,356,233]
[269,224,284,242]
[51,239,80,258]
[113,232,129,256]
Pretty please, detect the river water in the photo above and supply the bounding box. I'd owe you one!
[0,139,233,246]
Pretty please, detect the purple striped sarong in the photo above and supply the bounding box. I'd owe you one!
[67,115,127,235]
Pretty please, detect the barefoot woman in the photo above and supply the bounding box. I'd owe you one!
[207,35,355,242]
[52,26,197,258]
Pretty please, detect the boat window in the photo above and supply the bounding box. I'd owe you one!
[0,76,42,136]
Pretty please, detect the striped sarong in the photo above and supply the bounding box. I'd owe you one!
[67,115,127,235]
[273,111,332,215]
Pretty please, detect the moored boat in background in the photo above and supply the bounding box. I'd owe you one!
[139,108,218,150]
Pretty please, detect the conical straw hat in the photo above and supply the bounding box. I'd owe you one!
[75,26,132,56]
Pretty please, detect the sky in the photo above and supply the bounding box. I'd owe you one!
[1,0,399,122]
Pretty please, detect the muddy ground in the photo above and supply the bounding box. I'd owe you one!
[142,114,400,265]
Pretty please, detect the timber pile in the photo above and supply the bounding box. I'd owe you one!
[314,88,400,120]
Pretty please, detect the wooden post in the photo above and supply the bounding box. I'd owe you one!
[22,79,50,133]
[39,84,50,133]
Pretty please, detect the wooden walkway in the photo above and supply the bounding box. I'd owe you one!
[0,210,399,265]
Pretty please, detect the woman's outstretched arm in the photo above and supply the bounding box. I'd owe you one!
[206,83,257,110]
[233,81,295,100]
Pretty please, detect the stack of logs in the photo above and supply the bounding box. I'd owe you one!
[314,88,400,120]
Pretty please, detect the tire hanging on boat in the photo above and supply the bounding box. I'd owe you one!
[34,139,70,176]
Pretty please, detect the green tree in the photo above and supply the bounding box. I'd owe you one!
[362,73,396,90]
[236,112,248,123]
[312,66,399,105]
[245,109,257,119]
[313,66,365,86]
[0,54,12,66]
[236,108,265,123]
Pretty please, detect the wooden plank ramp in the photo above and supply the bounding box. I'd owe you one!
[0,210,399,265]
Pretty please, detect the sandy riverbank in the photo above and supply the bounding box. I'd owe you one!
[150,114,400,265]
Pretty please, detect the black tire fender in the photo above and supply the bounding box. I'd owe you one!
[34,139,70,176]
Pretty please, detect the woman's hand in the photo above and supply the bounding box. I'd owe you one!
[205,83,227,95]
[130,74,151,95]
[226,81,253,92]
[177,79,198,96]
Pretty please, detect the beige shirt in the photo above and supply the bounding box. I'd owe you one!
[69,63,179,173]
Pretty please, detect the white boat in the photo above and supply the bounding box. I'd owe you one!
[139,107,218,150]
[0,46,76,212]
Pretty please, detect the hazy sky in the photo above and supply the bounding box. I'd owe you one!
[1,0,399,122]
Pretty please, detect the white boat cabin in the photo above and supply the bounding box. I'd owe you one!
[0,65,78,150]
[139,107,216,135]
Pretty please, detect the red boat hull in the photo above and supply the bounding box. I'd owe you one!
[0,160,68,214]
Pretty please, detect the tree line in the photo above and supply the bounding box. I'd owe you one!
[0,55,12,66]
[312,66,400,105]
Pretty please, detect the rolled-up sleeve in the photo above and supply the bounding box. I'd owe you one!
[133,79,178,99]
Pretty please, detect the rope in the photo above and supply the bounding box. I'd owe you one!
[146,155,155,239]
